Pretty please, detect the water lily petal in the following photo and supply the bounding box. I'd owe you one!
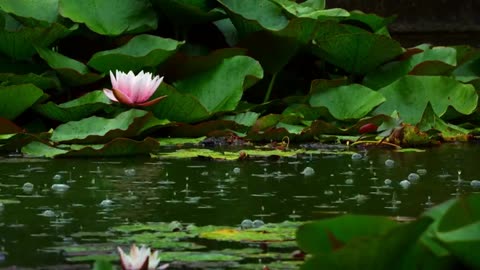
[103,89,118,102]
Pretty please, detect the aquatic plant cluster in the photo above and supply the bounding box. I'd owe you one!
[0,0,480,157]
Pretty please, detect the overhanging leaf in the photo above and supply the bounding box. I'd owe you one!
[309,84,385,120]
[311,21,403,74]
[33,90,111,122]
[88,34,185,73]
[0,0,59,23]
[58,0,157,35]
[0,84,44,120]
[374,76,478,124]
[36,47,103,86]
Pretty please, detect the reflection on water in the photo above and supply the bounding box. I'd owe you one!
[0,144,480,267]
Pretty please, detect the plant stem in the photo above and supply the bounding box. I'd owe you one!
[264,72,277,103]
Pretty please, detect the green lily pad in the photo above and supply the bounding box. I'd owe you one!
[0,72,60,90]
[154,148,305,160]
[58,0,157,36]
[364,45,457,89]
[161,251,243,262]
[374,76,478,124]
[311,21,403,75]
[0,0,58,23]
[152,56,263,122]
[0,13,75,60]
[218,0,289,38]
[88,34,185,73]
[0,198,21,204]
[36,47,103,86]
[34,90,111,122]
[200,223,297,242]
[309,84,385,120]
[151,0,225,26]
[417,103,470,140]
[0,84,44,120]
[22,137,159,158]
[158,137,206,146]
[50,109,150,144]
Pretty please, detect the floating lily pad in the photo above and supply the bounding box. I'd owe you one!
[0,198,21,204]
[22,137,159,158]
[200,223,296,242]
[50,109,150,144]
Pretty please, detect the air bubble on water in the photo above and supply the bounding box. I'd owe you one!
[324,190,334,196]
[51,184,70,192]
[100,198,114,207]
[384,179,392,186]
[400,180,411,189]
[345,179,354,185]
[300,167,315,176]
[253,219,265,228]
[22,182,34,193]
[407,173,420,181]
[424,196,434,207]
[471,180,480,188]
[288,210,301,221]
[233,167,241,174]
[241,219,253,229]
[417,168,427,175]
[385,159,395,167]
[0,202,4,211]
[124,169,136,176]
[40,210,55,217]
[351,153,362,160]
[52,174,62,180]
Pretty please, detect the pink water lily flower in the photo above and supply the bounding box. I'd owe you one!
[117,244,169,270]
[104,70,167,107]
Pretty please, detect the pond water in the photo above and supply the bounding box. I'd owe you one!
[0,143,479,269]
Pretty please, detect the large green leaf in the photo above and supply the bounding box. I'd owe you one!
[50,109,151,143]
[271,0,349,20]
[218,0,289,38]
[152,56,262,122]
[149,83,210,123]
[0,13,75,60]
[309,84,385,120]
[311,21,403,74]
[374,76,478,124]
[33,90,111,122]
[151,0,225,25]
[297,215,399,254]
[58,0,157,35]
[300,217,432,270]
[173,55,263,112]
[0,0,58,23]
[417,103,470,140]
[364,45,457,89]
[435,195,480,269]
[36,47,103,86]
[87,34,184,73]
[0,84,44,120]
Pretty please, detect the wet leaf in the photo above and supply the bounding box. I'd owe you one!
[0,84,44,120]
[158,137,206,146]
[22,137,159,158]
[309,84,385,120]
[0,13,75,60]
[59,0,157,35]
[0,72,60,90]
[36,47,103,86]
[297,215,398,254]
[364,45,457,89]
[50,109,150,144]
[34,90,111,122]
[311,21,403,74]
[88,34,184,73]
[374,76,478,125]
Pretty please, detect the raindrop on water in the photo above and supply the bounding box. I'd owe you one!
[52,174,62,180]
[253,219,265,228]
[100,198,114,207]
[40,210,55,217]
[384,179,392,186]
[51,184,70,192]
[124,168,136,176]
[22,182,34,193]
[417,168,427,175]
[470,180,480,188]
[233,167,241,174]
[241,219,253,229]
